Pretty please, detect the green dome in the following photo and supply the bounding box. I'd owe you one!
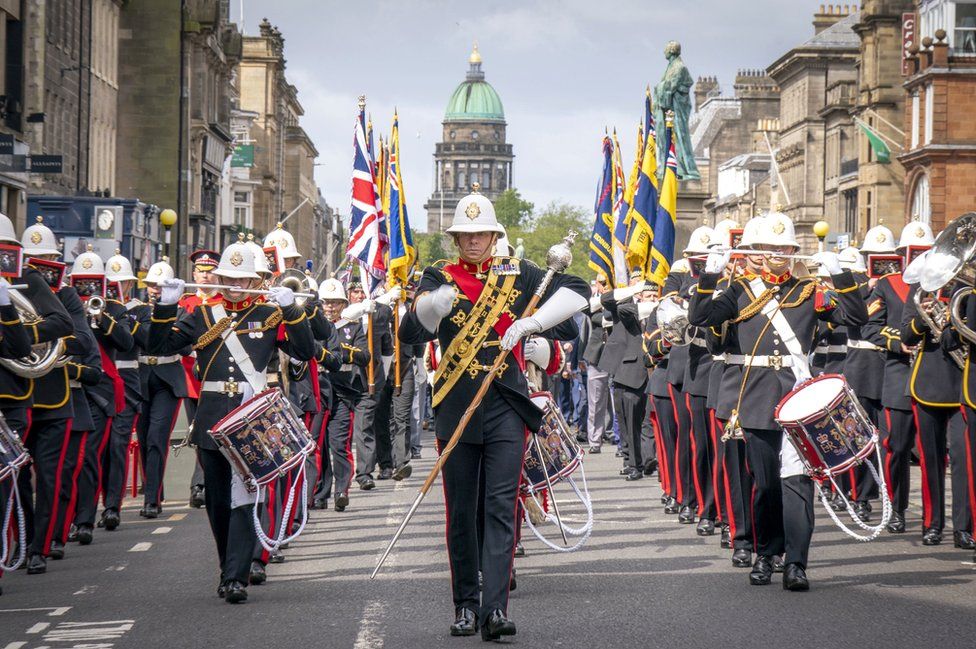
[444,48,505,122]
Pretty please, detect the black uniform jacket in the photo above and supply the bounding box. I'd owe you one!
[582,309,609,366]
[131,302,189,399]
[959,288,976,409]
[598,294,648,390]
[812,319,847,376]
[863,273,913,410]
[900,284,962,408]
[114,298,145,408]
[0,268,73,409]
[148,296,315,449]
[327,319,371,406]
[0,302,31,360]
[399,256,588,445]
[663,269,694,388]
[33,287,94,420]
[64,298,103,432]
[85,299,134,417]
[843,272,885,400]
[689,269,867,430]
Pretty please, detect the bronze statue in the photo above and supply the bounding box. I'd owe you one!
[653,41,700,181]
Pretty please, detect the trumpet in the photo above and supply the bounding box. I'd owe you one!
[182,283,317,300]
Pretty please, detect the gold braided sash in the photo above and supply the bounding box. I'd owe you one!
[431,271,517,408]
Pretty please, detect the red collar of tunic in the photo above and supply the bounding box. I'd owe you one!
[220,295,263,311]
[456,257,492,274]
[760,269,791,285]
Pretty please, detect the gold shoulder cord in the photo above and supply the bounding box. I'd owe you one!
[193,317,232,350]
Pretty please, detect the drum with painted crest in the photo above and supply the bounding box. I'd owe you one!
[208,388,314,488]
[774,374,877,481]
[0,414,29,483]
[521,392,583,494]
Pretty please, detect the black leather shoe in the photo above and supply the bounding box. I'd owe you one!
[922,527,943,546]
[450,607,478,636]
[749,555,773,585]
[660,494,669,505]
[248,561,267,585]
[378,467,393,480]
[853,501,871,523]
[513,542,525,557]
[953,530,976,550]
[76,525,93,545]
[217,582,227,599]
[411,450,422,460]
[614,449,624,458]
[829,493,845,512]
[66,524,78,542]
[312,497,328,510]
[335,492,349,512]
[678,505,695,524]
[731,548,752,568]
[358,476,375,491]
[619,468,630,476]
[26,553,47,575]
[664,496,679,514]
[392,463,413,481]
[625,468,644,481]
[224,580,248,604]
[772,555,785,573]
[143,504,160,519]
[481,609,516,641]
[719,524,731,549]
[102,509,120,531]
[190,485,205,508]
[643,459,658,476]
[696,518,715,536]
[783,563,810,591]
[886,511,906,534]
[48,541,65,560]
[588,445,601,454]
[269,550,285,564]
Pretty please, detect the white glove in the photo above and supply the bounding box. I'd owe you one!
[601,313,613,329]
[0,279,10,307]
[159,278,185,305]
[589,295,603,312]
[341,299,375,320]
[612,282,646,302]
[268,286,296,307]
[501,287,587,350]
[704,249,731,274]
[523,337,552,369]
[813,251,843,276]
[376,286,403,306]
[637,300,657,320]
[415,284,457,332]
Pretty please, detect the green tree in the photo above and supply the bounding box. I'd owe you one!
[514,201,591,279]
[413,231,450,265]
[493,189,534,230]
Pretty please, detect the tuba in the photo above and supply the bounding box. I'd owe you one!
[656,294,693,346]
[917,212,976,367]
[0,288,68,379]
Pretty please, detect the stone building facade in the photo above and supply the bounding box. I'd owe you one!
[0,0,29,228]
[425,46,514,232]
[900,0,976,231]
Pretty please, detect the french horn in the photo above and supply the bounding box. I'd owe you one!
[0,288,68,379]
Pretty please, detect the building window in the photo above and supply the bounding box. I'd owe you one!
[234,191,250,203]
[911,174,932,224]
[958,2,976,52]
[470,173,479,187]
[457,171,465,190]
[911,93,920,149]
[919,0,976,53]
[924,83,934,144]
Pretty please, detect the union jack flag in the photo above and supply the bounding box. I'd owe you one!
[347,99,387,287]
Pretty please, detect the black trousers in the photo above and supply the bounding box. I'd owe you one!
[315,397,354,501]
[914,403,969,533]
[18,414,71,555]
[391,364,416,470]
[354,376,386,480]
[883,407,915,513]
[653,394,677,499]
[668,384,695,508]
[197,447,256,584]
[137,377,182,507]
[716,414,753,550]
[54,429,89,544]
[612,384,645,471]
[743,428,814,566]
[74,406,111,528]
[848,396,882,503]
[438,395,524,620]
[639,394,657,472]
[185,398,206,489]
[103,401,138,512]
[687,394,715,520]
[374,380,394,471]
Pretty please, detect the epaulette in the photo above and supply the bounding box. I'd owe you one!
[263,308,283,330]
[431,259,450,270]
[879,272,900,281]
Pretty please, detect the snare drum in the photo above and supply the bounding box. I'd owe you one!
[0,414,30,483]
[774,374,876,480]
[521,392,582,494]
[208,389,314,487]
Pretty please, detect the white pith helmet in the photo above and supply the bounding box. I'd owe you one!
[0,211,18,245]
[897,220,934,249]
[753,211,799,249]
[244,233,272,277]
[105,249,138,282]
[838,247,866,272]
[21,216,60,256]
[712,219,738,249]
[143,257,175,286]
[213,242,260,280]
[684,226,717,255]
[445,189,504,235]
[739,216,767,249]
[318,277,347,302]
[71,246,105,275]
[862,224,896,254]
[263,222,302,259]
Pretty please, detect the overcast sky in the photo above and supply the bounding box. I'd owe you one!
[231,0,819,231]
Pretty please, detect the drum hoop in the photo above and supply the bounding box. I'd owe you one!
[773,372,848,425]
[210,388,281,433]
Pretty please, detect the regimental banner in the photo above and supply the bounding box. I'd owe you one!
[902,12,917,76]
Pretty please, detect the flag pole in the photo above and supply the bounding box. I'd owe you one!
[393,280,402,397]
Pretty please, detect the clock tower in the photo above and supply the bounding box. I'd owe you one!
[424,45,515,232]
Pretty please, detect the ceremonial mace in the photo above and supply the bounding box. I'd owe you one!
[370,231,578,579]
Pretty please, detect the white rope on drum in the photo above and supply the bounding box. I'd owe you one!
[0,471,27,571]
[523,461,594,553]
[816,442,892,542]
[251,461,310,553]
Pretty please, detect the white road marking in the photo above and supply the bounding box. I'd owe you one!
[3,641,27,649]
[42,620,134,642]
[105,563,127,571]
[151,526,172,535]
[129,542,152,552]
[168,513,187,521]
[353,601,386,649]
[72,585,97,595]
[50,607,71,616]
[0,607,71,616]
[25,622,50,634]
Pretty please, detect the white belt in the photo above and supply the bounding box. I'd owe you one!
[847,340,882,351]
[69,380,81,388]
[712,353,726,362]
[724,354,795,369]
[200,380,246,396]
[115,360,139,370]
[340,364,355,372]
[690,337,707,347]
[814,345,847,354]
[139,354,181,366]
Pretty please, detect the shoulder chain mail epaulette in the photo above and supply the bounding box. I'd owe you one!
[193,316,233,349]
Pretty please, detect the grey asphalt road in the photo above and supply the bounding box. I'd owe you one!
[2,433,975,649]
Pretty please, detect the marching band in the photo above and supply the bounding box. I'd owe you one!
[2,195,976,641]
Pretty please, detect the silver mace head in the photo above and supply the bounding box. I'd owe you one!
[546,230,578,273]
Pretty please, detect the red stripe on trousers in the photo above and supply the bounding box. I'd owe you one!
[964,406,976,533]
[911,402,934,529]
[709,410,723,523]
[650,410,669,494]
[62,431,89,543]
[94,417,114,508]
[686,393,705,517]
[43,418,73,556]
[668,384,684,504]
[154,399,183,505]
[883,408,895,501]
